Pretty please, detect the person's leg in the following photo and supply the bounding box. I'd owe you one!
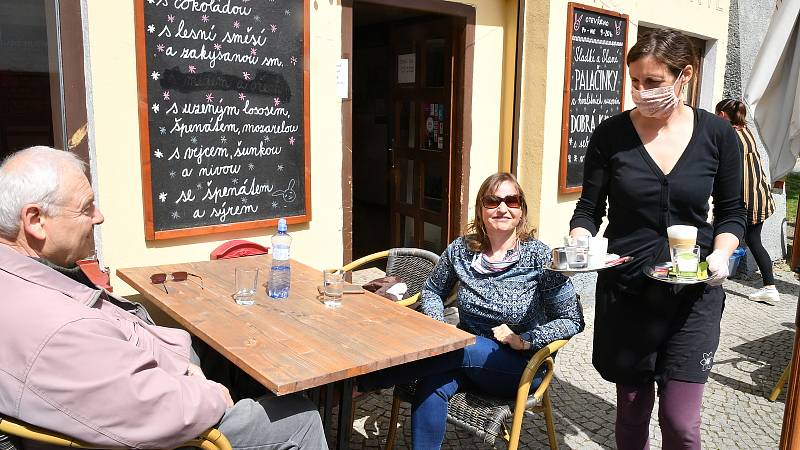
[409,336,531,450]
[615,383,655,450]
[657,379,704,450]
[745,222,776,286]
[218,394,327,450]
[460,336,537,397]
[410,370,463,450]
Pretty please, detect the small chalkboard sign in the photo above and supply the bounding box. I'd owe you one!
[135,0,310,240]
[559,3,628,193]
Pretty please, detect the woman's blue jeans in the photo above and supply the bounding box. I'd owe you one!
[357,336,544,450]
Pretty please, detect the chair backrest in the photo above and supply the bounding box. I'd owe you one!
[210,240,269,260]
[385,248,440,298]
[76,259,113,292]
[0,415,232,450]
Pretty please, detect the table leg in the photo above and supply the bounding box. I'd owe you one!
[337,378,354,450]
[322,384,334,445]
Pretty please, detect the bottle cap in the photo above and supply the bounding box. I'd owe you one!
[277,218,287,232]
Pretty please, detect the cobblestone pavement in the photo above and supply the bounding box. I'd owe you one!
[345,266,797,449]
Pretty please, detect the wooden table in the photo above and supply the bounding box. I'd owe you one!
[117,255,474,449]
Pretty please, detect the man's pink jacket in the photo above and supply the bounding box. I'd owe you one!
[0,245,228,448]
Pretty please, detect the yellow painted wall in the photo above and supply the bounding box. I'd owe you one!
[520,0,732,247]
[461,0,515,233]
[84,0,514,294]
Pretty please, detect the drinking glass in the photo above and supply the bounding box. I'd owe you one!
[670,245,700,279]
[564,246,587,269]
[323,269,344,308]
[234,268,259,305]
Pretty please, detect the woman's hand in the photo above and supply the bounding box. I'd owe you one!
[569,227,592,239]
[705,250,730,286]
[492,324,530,350]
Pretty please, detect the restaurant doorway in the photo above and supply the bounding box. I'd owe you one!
[349,1,471,260]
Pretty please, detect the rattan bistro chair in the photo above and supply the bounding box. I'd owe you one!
[385,339,570,450]
[0,415,232,450]
[339,248,440,307]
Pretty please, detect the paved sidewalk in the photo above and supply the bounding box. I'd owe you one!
[345,266,797,449]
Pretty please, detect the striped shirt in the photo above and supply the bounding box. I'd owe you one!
[737,126,775,224]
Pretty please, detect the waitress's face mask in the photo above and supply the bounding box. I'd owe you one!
[631,70,684,118]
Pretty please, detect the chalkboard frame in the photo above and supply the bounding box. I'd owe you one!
[134,0,312,241]
[559,2,628,194]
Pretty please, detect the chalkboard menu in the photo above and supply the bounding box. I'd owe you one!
[135,0,310,240]
[559,3,628,193]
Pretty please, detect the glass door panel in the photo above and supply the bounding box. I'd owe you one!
[423,222,443,253]
[422,160,443,213]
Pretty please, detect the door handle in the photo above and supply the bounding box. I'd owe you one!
[388,138,395,169]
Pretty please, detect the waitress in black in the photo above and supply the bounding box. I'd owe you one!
[569,30,746,450]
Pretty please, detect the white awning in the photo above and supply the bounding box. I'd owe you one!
[744,0,800,183]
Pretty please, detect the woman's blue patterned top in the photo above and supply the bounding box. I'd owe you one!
[420,236,585,353]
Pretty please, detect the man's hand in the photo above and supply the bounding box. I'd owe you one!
[215,382,234,408]
[186,363,206,379]
[492,324,529,351]
[705,250,730,286]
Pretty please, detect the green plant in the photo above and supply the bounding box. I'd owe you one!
[786,173,800,225]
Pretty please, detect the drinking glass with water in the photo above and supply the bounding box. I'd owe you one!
[323,269,344,307]
[234,268,259,305]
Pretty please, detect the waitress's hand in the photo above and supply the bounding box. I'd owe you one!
[705,250,730,286]
[569,227,592,239]
[492,324,530,350]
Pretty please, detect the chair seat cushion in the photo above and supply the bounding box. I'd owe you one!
[393,382,542,446]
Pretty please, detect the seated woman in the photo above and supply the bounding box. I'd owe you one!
[358,172,584,450]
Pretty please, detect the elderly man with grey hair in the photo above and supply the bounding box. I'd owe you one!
[0,146,327,450]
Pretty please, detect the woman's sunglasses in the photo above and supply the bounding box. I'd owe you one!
[481,194,522,209]
[150,271,203,294]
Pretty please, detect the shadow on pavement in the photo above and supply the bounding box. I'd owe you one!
[550,377,616,449]
[709,329,794,399]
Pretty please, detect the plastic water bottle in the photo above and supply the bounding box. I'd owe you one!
[268,218,292,298]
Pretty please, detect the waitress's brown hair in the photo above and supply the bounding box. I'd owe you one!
[715,99,747,127]
[465,172,534,253]
[627,29,698,78]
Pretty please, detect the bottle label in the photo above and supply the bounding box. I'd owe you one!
[273,245,290,260]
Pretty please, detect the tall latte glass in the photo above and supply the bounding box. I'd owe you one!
[667,225,697,249]
[667,225,698,277]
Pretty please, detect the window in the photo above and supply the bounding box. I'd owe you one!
[0,1,88,163]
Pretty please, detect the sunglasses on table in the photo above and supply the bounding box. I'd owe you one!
[150,271,203,294]
[481,194,522,209]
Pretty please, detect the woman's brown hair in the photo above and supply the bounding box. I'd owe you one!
[465,172,534,253]
[627,29,698,78]
[715,98,747,127]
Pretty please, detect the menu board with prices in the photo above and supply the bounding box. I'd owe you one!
[559,3,628,193]
[135,0,310,240]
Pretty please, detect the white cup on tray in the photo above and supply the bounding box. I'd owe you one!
[588,237,609,269]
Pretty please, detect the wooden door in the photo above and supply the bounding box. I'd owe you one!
[389,18,456,254]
